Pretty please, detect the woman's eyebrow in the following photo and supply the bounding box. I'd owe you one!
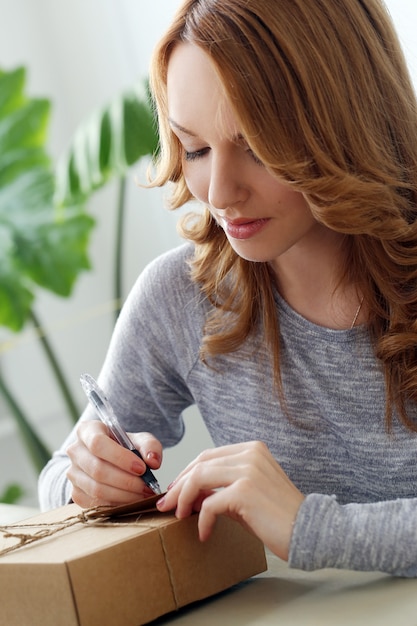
[168,119,246,145]
[168,118,197,137]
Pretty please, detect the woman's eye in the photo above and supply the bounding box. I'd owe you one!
[183,147,210,162]
[246,148,263,166]
[182,144,263,165]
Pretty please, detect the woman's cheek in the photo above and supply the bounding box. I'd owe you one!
[183,168,209,205]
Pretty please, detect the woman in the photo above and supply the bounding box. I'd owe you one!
[39,0,417,576]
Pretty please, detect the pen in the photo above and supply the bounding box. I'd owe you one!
[79,373,162,495]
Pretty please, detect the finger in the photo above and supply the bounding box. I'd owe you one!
[171,442,273,498]
[128,431,163,469]
[196,480,261,542]
[68,470,151,508]
[164,461,246,518]
[67,444,153,495]
[66,444,155,506]
[172,441,273,483]
[76,421,156,478]
[197,489,235,542]
[67,425,155,501]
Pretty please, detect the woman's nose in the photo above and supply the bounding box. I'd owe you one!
[208,153,248,210]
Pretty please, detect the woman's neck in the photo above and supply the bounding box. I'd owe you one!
[270,229,364,329]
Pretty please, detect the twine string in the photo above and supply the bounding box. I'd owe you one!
[0,507,147,558]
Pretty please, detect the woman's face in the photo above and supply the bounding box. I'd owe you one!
[167,43,328,267]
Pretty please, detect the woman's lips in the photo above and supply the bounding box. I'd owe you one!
[222,218,270,240]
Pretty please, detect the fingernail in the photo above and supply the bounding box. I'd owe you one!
[132,461,145,474]
[147,451,161,463]
[156,496,165,509]
[167,480,176,490]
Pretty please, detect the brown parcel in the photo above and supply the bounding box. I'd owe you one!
[0,501,267,625]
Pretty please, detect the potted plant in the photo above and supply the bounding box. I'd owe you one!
[0,66,158,501]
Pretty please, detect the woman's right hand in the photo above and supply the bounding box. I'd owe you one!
[66,420,163,508]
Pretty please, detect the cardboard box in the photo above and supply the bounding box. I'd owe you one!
[0,498,266,625]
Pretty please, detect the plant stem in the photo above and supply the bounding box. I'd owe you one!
[0,369,51,474]
[114,176,127,324]
[29,309,80,424]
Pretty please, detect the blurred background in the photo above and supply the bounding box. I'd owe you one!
[0,0,416,507]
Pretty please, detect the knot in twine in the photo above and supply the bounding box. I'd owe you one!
[0,506,145,558]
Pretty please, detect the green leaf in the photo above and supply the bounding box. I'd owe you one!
[55,81,159,206]
[123,92,157,165]
[0,98,51,154]
[15,212,94,297]
[0,483,25,504]
[0,66,95,331]
[0,67,25,118]
[0,147,50,189]
[0,225,33,331]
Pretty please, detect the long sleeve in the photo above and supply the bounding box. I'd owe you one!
[289,493,417,577]
[38,448,73,510]
[39,244,200,510]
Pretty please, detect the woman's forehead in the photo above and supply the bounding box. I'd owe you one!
[167,42,238,138]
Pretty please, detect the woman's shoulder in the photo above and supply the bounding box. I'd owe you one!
[127,242,199,311]
[143,242,194,278]
[122,242,205,348]
[139,243,195,292]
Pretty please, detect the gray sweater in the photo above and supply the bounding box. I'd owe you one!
[38,243,417,576]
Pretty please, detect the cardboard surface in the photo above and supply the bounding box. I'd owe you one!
[0,500,266,625]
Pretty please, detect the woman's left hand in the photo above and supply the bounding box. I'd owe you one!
[156,441,305,561]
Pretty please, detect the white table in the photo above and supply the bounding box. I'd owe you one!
[154,551,417,626]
